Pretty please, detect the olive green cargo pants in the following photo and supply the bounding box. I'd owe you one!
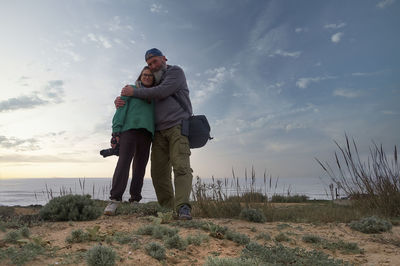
[151,124,193,211]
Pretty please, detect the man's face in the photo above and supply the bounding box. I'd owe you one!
[146,56,166,72]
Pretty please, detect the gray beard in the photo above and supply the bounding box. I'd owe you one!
[153,64,167,84]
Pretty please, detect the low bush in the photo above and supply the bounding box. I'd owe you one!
[204,256,256,266]
[186,233,209,246]
[255,232,271,241]
[66,229,89,243]
[240,208,266,223]
[86,245,116,266]
[302,234,323,244]
[145,242,166,261]
[350,216,392,234]
[225,230,250,245]
[4,230,21,243]
[274,232,290,242]
[164,234,188,250]
[39,195,102,221]
[137,224,179,239]
[1,243,44,265]
[241,242,350,265]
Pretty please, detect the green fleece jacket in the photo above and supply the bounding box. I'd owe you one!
[112,88,155,136]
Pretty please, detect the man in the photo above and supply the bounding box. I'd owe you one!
[116,48,193,220]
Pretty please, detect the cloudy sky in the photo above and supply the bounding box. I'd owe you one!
[0,0,399,182]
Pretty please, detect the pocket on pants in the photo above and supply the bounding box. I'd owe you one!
[179,139,191,156]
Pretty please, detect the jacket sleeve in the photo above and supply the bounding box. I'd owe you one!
[132,66,185,100]
[112,96,130,133]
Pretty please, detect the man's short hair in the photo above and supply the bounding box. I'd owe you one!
[145,48,164,61]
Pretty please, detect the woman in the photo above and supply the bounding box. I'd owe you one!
[103,66,155,215]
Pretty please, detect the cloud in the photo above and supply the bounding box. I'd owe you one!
[296,76,336,88]
[351,70,386,77]
[189,66,236,106]
[333,88,361,98]
[269,49,301,58]
[295,27,308,33]
[381,110,399,115]
[0,80,65,112]
[150,3,168,13]
[87,33,112,48]
[331,32,344,43]
[324,23,346,29]
[377,0,395,8]
[0,136,40,151]
[0,154,87,163]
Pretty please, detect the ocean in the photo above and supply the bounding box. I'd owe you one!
[0,176,332,206]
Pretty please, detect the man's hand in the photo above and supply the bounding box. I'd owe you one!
[121,85,134,96]
[114,96,126,108]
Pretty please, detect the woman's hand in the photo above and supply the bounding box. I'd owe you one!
[114,96,125,108]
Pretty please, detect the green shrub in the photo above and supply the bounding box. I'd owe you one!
[66,229,89,243]
[274,232,290,242]
[137,224,178,239]
[225,230,250,245]
[39,195,102,221]
[4,230,21,243]
[276,223,291,230]
[241,242,349,265]
[243,208,267,223]
[3,243,45,265]
[86,245,116,266]
[186,233,209,246]
[208,223,228,239]
[255,232,271,241]
[204,256,256,266]
[302,234,323,244]
[240,208,266,223]
[145,242,166,261]
[322,240,363,254]
[350,216,392,234]
[19,227,30,238]
[165,234,188,250]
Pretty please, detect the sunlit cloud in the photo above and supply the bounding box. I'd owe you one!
[377,0,395,9]
[333,88,361,98]
[269,49,301,58]
[87,33,112,48]
[324,22,346,29]
[331,32,344,43]
[296,76,336,88]
[295,27,308,33]
[150,3,168,13]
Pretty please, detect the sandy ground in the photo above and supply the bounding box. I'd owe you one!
[1,207,400,265]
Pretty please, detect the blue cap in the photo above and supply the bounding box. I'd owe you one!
[145,48,163,61]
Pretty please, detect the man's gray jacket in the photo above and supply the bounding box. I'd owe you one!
[132,65,193,131]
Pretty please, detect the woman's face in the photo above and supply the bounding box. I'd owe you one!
[140,69,154,87]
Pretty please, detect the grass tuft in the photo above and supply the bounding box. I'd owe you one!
[240,208,266,223]
[86,245,116,266]
[349,216,392,234]
[145,242,166,261]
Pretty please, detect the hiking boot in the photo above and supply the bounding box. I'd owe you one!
[104,200,120,216]
[178,204,192,220]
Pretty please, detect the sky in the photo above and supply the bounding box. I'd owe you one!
[0,0,399,182]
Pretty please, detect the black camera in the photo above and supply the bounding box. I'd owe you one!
[100,146,119,158]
